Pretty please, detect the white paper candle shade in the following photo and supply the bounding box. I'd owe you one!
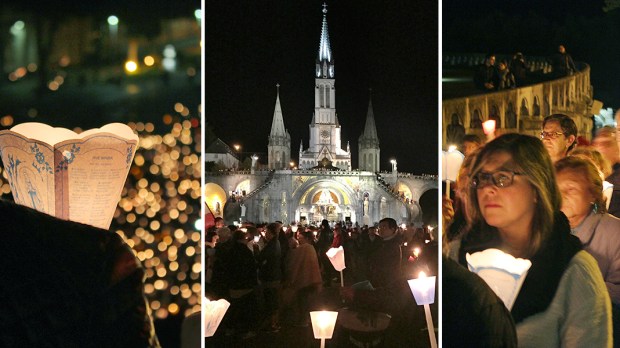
[466,248,532,310]
[441,149,464,182]
[326,246,346,272]
[0,122,138,230]
[407,274,436,305]
[310,311,339,339]
[204,298,231,337]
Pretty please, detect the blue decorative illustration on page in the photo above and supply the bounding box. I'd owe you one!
[30,143,53,174]
[55,143,81,172]
[5,153,22,201]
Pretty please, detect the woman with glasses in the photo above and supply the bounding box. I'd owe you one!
[457,133,612,347]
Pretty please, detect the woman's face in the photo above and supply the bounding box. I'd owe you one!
[475,152,537,240]
[556,169,594,228]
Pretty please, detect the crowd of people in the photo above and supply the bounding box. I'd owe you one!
[443,112,620,346]
[204,216,438,346]
[474,45,578,92]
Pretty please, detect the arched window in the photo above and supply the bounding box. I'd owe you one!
[520,98,529,116]
[319,85,325,108]
[533,96,541,116]
[325,85,330,108]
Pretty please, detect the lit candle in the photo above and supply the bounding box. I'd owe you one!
[407,272,437,348]
[310,311,338,348]
[482,119,496,135]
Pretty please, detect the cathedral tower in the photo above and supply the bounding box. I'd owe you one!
[268,84,291,169]
[299,3,351,170]
[358,92,380,172]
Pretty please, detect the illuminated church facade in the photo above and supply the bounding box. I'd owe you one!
[205,5,437,226]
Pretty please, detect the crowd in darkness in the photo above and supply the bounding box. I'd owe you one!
[443,112,620,346]
[204,217,438,346]
[474,45,577,92]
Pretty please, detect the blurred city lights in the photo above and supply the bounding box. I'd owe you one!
[144,55,155,66]
[107,15,119,26]
[125,60,138,73]
[163,45,177,72]
[10,20,25,35]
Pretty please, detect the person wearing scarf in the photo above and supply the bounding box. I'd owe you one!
[457,134,611,347]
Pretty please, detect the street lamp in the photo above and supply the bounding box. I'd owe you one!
[194,9,202,26]
[107,16,119,50]
[390,159,397,172]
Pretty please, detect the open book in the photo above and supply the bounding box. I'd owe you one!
[0,123,138,230]
[466,248,532,310]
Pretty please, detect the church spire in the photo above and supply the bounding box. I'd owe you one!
[318,3,332,63]
[316,3,334,78]
[268,83,291,170]
[362,90,378,140]
[269,83,286,137]
[358,89,380,172]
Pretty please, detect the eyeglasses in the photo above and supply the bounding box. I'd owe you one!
[540,131,565,139]
[471,171,523,189]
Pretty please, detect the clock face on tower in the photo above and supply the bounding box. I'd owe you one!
[321,130,330,139]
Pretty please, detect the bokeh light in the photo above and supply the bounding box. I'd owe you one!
[0,106,202,321]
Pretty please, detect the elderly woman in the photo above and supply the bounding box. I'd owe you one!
[458,133,612,347]
[555,156,620,341]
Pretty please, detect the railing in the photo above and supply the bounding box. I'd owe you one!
[442,54,593,148]
[376,173,408,203]
[243,170,276,199]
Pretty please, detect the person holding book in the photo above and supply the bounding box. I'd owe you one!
[458,133,612,347]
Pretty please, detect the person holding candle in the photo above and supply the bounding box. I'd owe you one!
[555,156,620,342]
[459,133,612,347]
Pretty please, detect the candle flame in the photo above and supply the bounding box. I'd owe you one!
[419,271,426,279]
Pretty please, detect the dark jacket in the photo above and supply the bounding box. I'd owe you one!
[606,162,620,219]
[228,241,258,290]
[474,64,496,91]
[367,234,402,288]
[256,237,282,282]
[550,52,577,77]
[0,199,159,348]
[443,256,517,348]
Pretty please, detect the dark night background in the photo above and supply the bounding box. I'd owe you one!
[443,0,620,109]
[205,0,438,174]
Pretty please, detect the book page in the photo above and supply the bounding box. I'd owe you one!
[0,131,55,216]
[56,133,137,230]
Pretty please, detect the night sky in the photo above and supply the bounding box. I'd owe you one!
[205,1,438,174]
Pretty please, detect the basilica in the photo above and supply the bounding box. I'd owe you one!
[205,5,437,227]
